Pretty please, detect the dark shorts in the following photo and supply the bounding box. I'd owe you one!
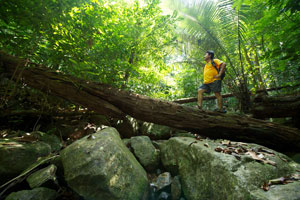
[198,80,222,93]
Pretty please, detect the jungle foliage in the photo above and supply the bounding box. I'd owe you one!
[0,0,300,112]
[0,0,178,98]
[165,0,300,111]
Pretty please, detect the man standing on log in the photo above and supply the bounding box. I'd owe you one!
[197,50,226,113]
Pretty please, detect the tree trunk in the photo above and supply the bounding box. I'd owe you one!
[174,93,235,104]
[1,51,300,151]
[244,47,259,90]
[253,45,267,92]
[236,80,252,113]
[173,84,300,104]
[251,95,300,118]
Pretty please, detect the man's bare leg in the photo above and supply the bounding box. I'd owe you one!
[197,89,206,109]
[214,92,223,110]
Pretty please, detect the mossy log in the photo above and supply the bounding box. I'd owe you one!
[1,51,300,151]
[173,85,300,104]
[251,95,300,118]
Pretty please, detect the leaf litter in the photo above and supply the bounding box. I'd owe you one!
[261,174,300,191]
[214,140,277,166]
[214,140,300,191]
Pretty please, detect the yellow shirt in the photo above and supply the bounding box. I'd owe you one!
[203,59,223,84]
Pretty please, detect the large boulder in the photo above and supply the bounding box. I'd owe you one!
[251,181,300,200]
[5,187,57,200]
[26,164,57,188]
[160,137,300,200]
[131,136,160,171]
[0,139,52,184]
[60,127,149,200]
[171,176,182,200]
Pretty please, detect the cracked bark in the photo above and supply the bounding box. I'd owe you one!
[1,51,300,151]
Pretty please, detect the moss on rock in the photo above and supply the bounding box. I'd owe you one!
[60,127,149,200]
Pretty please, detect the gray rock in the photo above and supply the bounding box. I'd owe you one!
[160,137,300,200]
[26,164,57,188]
[156,172,172,191]
[131,136,160,171]
[251,181,300,200]
[171,176,181,200]
[5,187,57,200]
[0,139,52,184]
[60,127,149,200]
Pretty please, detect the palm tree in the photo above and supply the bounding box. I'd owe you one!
[165,0,255,112]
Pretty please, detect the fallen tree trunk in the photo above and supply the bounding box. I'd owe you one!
[251,95,300,118]
[174,93,234,104]
[1,110,100,117]
[174,84,300,104]
[1,51,300,151]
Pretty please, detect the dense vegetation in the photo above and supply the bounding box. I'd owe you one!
[1,0,300,116]
[1,2,300,199]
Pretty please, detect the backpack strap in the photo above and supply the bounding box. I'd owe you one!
[211,59,226,80]
[211,59,220,73]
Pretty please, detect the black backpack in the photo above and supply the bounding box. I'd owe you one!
[211,59,225,80]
